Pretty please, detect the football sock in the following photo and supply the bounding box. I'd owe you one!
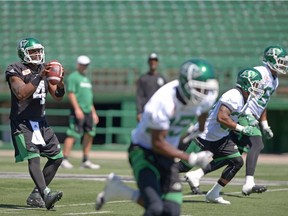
[83,155,88,162]
[245,175,255,186]
[209,183,223,196]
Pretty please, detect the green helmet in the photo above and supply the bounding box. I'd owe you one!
[236,68,264,99]
[178,58,219,105]
[263,45,288,74]
[17,37,45,64]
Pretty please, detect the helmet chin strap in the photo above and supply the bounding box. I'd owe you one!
[176,87,187,105]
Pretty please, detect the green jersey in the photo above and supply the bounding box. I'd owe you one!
[66,71,93,113]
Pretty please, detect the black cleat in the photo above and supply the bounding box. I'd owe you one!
[191,186,202,195]
[44,191,63,210]
[242,185,267,196]
[26,191,45,208]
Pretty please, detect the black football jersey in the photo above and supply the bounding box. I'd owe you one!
[5,62,48,121]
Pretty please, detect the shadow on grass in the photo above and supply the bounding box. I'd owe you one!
[0,204,47,211]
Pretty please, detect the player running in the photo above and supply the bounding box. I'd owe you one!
[183,45,288,197]
[95,58,219,215]
[177,68,264,204]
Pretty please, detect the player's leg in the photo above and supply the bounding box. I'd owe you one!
[61,113,82,168]
[205,138,244,204]
[39,122,64,210]
[129,144,166,215]
[160,159,182,216]
[10,120,46,208]
[176,139,204,194]
[230,124,267,195]
[242,135,267,195]
[81,112,100,169]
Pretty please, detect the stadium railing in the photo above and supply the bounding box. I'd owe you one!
[0,108,135,145]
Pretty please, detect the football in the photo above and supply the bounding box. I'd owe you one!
[46,60,63,85]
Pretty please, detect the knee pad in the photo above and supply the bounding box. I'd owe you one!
[231,156,244,170]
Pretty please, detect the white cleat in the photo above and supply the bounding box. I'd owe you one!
[206,190,231,205]
[184,171,202,194]
[81,160,100,169]
[185,171,200,188]
[95,173,128,210]
[60,159,74,169]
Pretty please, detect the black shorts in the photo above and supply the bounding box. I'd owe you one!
[196,135,241,161]
[10,119,63,163]
[66,111,96,139]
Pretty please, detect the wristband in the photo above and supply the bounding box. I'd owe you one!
[30,75,42,87]
[235,124,244,132]
[55,87,65,97]
[261,120,269,129]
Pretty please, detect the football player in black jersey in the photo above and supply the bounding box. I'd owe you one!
[5,37,65,210]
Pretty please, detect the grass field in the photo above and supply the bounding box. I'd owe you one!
[0,150,288,216]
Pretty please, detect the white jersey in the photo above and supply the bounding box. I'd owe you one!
[199,88,245,141]
[244,65,279,119]
[131,80,216,149]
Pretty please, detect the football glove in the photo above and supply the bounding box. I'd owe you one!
[235,124,257,136]
[245,114,259,126]
[261,120,274,139]
[182,124,201,144]
[188,151,213,168]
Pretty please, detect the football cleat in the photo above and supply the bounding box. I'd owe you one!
[242,185,267,196]
[206,190,231,205]
[191,186,202,195]
[96,173,122,210]
[60,159,74,169]
[80,160,100,169]
[184,171,202,195]
[43,190,63,210]
[26,191,45,208]
[96,173,136,211]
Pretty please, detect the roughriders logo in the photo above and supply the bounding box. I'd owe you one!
[266,47,282,57]
[186,63,202,79]
[18,40,29,49]
[240,69,258,79]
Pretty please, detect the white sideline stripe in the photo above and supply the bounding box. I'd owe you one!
[0,188,287,214]
[63,211,112,215]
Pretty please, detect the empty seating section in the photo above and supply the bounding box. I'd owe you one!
[1,1,288,94]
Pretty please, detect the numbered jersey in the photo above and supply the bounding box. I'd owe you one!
[5,62,47,121]
[131,80,216,149]
[244,65,278,119]
[198,88,245,141]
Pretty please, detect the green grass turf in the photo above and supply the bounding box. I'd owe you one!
[0,155,287,216]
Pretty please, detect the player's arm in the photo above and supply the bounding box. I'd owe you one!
[217,104,238,130]
[198,112,208,132]
[49,80,65,101]
[136,79,145,122]
[91,104,99,124]
[68,92,84,120]
[9,74,44,101]
[151,129,190,161]
[259,108,274,139]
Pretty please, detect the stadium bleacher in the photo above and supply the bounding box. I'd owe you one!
[1,1,288,150]
[1,1,288,95]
